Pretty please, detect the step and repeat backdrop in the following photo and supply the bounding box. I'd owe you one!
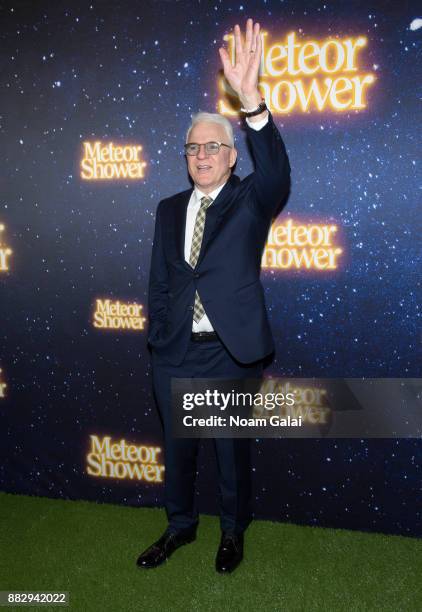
[1,1,420,536]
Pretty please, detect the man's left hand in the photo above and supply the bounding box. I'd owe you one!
[219,17,265,112]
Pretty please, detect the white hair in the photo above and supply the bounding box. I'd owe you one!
[186,112,234,147]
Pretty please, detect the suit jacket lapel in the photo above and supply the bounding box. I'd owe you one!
[170,188,192,268]
[196,174,240,267]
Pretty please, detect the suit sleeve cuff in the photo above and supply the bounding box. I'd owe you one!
[245,113,269,131]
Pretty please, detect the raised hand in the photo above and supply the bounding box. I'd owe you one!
[219,18,263,109]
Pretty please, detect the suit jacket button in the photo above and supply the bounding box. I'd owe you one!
[188,305,194,310]
[194,273,200,278]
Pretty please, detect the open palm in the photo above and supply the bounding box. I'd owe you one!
[219,19,263,99]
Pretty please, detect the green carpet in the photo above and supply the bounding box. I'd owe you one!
[0,492,421,611]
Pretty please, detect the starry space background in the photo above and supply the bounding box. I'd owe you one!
[0,0,421,537]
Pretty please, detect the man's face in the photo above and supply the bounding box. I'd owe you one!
[185,122,237,194]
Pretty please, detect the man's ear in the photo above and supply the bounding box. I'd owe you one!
[230,147,238,168]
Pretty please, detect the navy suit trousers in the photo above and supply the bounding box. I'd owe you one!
[151,337,263,535]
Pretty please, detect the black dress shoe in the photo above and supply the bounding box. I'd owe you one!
[136,528,196,569]
[215,532,244,574]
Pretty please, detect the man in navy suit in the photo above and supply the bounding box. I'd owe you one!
[137,18,290,573]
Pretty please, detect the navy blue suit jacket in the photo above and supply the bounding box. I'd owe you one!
[147,111,291,366]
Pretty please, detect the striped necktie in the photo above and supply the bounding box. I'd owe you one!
[189,195,213,322]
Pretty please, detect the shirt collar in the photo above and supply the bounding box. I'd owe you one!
[193,179,227,205]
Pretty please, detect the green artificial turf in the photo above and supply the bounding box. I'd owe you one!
[0,492,421,611]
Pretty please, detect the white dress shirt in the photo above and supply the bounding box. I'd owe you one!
[184,114,269,332]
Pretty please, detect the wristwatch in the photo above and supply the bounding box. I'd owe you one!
[240,99,268,117]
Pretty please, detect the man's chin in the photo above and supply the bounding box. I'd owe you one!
[194,176,214,190]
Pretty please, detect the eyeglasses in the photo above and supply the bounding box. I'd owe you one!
[184,141,232,156]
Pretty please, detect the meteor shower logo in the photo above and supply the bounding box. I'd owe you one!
[86,435,164,482]
[262,219,342,270]
[254,379,330,425]
[80,141,147,180]
[0,368,7,399]
[0,224,12,272]
[219,30,375,114]
[92,299,147,330]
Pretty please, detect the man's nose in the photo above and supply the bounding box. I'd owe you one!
[196,144,209,159]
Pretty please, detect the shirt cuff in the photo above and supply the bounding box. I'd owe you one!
[245,113,269,131]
